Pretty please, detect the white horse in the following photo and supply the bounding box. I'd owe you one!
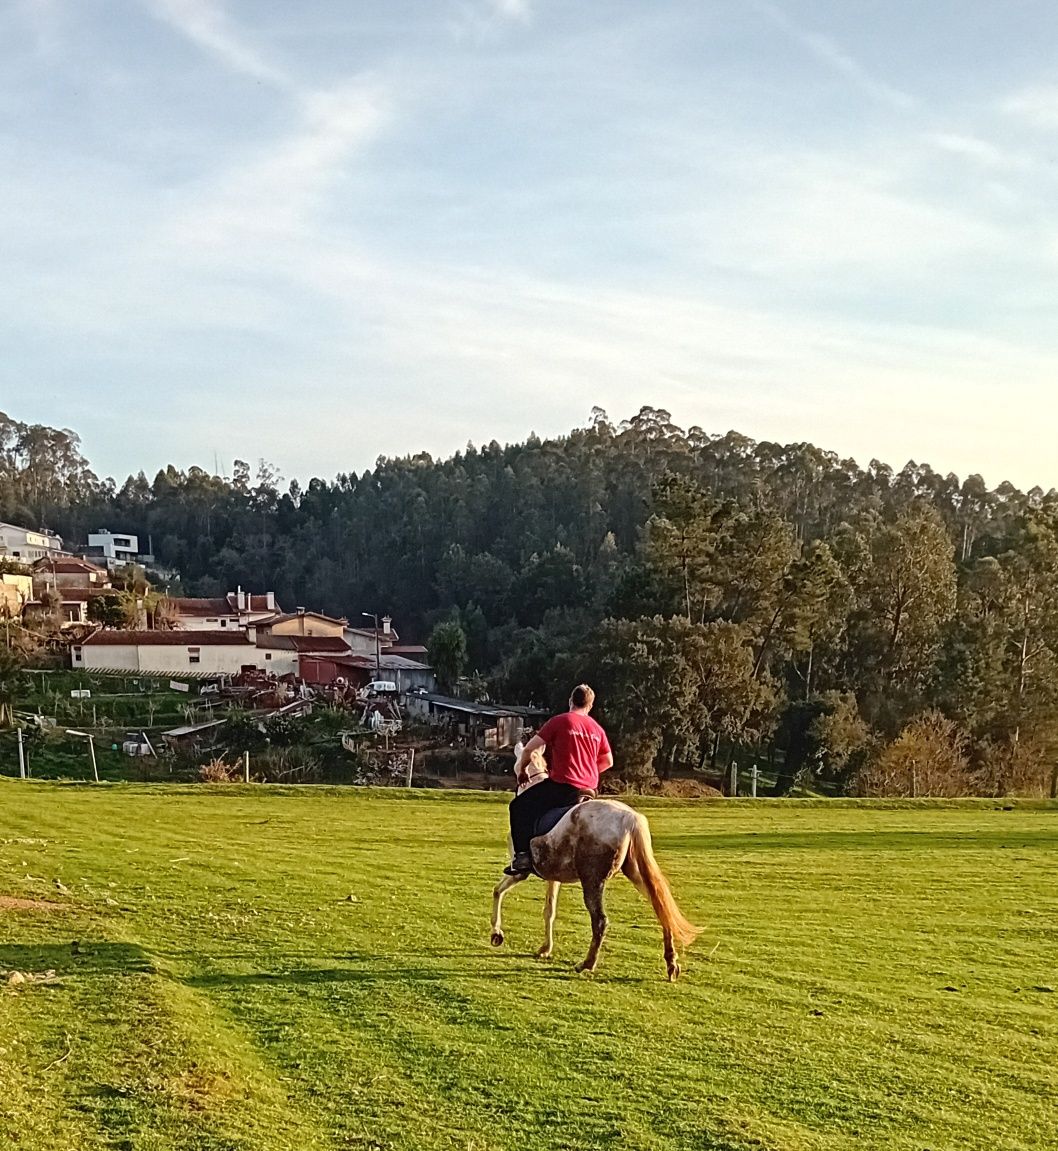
[490,749,700,980]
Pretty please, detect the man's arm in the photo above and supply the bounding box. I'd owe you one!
[597,729,614,774]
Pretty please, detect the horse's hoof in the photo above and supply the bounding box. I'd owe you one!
[667,963,681,982]
[535,948,552,960]
[575,962,595,977]
[490,932,504,947]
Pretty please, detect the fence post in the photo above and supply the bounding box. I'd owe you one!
[17,726,26,780]
[729,761,738,797]
[88,735,99,783]
[750,763,759,798]
[243,750,250,784]
[405,748,415,788]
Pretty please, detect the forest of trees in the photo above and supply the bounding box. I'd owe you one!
[3,405,1057,797]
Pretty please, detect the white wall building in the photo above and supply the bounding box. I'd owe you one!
[87,530,140,566]
[171,590,281,631]
[73,631,268,677]
[0,521,64,563]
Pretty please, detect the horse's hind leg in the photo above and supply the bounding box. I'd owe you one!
[491,872,526,947]
[537,881,560,959]
[575,879,608,974]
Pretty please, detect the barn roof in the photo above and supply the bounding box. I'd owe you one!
[81,630,251,646]
[170,597,234,617]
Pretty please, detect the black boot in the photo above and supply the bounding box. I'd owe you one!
[503,851,534,876]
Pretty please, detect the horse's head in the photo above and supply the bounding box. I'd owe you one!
[515,746,548,793]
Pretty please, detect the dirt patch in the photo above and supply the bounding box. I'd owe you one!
[649,779,725,798]
[0,896,63,913]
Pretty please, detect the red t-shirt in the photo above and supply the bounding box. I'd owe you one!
[537,711,612,791]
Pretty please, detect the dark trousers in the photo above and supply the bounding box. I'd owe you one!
[509,780,590,854]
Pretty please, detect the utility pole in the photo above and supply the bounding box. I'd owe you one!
[17,726,26,779]
[362,612,381,680]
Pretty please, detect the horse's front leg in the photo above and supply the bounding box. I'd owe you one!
[537,881,561,959]
[491,872,527,947]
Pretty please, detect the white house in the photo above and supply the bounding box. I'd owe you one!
[0,521,65,563]
[169,597,240,630]
[73,630,267,677]
[86,530,141,568]
[171,589,281,631]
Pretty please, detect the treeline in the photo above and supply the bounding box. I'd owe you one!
[3,406,1057,796]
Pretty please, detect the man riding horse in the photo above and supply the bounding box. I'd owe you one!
[504,683,613,875]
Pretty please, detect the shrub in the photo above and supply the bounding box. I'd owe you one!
[199,758,240,782]
[859,712,970,797]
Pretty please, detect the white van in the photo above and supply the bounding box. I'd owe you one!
[359,680,398,698]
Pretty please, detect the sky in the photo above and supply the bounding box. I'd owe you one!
[3,0,1058,490]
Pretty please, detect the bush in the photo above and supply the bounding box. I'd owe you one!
[199,757,240,782]
[859,712,970,797]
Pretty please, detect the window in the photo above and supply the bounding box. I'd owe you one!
[220,619,227,627]
[188,648,201,665]
[73,647,82,662]
[265,652,272,661]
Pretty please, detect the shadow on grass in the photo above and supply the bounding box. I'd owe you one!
[0,941,156,977]
[180,948,650,990]
[664,829,1058,852]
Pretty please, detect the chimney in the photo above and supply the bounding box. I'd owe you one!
[382,615,392,637]
[296,606,306,615]
[266,591,275,609]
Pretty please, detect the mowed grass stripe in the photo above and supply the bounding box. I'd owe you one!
[0,782,1055,1150]
[0,922,331,1150]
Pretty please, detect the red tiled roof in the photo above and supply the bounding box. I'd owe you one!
[224,592,281,614]
[287,636,349,653]
[257,635,351,653]
[81,630,251,646]
[171,597,234,617]
[35,557,107,575]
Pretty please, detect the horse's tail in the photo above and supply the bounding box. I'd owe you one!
[625,813,701,949]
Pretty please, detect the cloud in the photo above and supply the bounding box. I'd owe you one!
[146,0,289,88]
[163,83,388,249]
[1001,85,1058,129]
[490,0,532,21]
[926,132,1011,168]
[449,0,534,43]
[15,0,63,57]
[749,0,915,112]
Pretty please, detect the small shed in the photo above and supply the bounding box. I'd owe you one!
[402,692,547,749]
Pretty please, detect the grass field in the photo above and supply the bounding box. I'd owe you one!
[1,783,1055,1151]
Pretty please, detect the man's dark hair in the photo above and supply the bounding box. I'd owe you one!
[570,684,595,709]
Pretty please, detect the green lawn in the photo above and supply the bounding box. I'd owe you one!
[1,783,1055,1151]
